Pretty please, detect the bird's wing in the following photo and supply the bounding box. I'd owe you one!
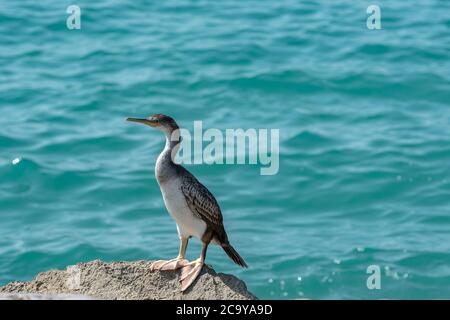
[180,174,224,228]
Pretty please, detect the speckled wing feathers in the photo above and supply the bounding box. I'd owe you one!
[180,174,224,231]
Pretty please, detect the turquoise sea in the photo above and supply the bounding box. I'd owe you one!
[1,1,450,299]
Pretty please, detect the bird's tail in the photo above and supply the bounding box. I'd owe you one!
[221,243,248,268]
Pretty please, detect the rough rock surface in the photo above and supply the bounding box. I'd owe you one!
[0,260,257,300]
[0,293,92,300]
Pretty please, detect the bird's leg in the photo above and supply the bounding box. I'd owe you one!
[150,237,189,271]
[179,241,208,291]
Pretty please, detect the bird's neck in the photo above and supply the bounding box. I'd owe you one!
[157,128,181,169]
[162,128,181,160]
[155,129,181,182]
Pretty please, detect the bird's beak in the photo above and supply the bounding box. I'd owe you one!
[126,117,158,127]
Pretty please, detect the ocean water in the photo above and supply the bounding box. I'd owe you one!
[1,0,450,299]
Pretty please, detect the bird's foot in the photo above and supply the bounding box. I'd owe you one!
[179,259,204,292]
[150,257,189,271]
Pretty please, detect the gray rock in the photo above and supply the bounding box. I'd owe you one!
[0,260,257,300]
[0,293,92,300]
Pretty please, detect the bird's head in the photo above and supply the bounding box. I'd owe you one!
[126,114,179,135]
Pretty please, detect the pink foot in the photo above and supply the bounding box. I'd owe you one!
[150,258,189,271]
[179,260,204,292]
